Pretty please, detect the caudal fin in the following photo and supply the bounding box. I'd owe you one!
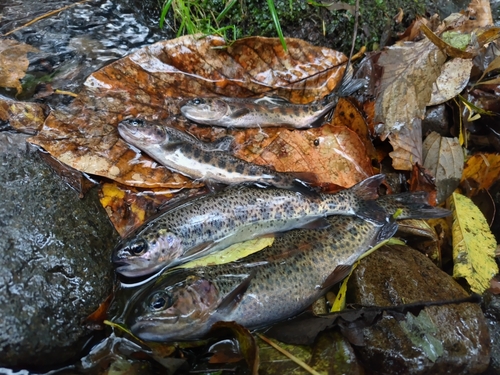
[348,174,387,223]
[376,192,451,219]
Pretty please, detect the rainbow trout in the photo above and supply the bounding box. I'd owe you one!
[125,192,450,341]
[118,118,315,193]
[180,69,365,128]
[113,174,389,279]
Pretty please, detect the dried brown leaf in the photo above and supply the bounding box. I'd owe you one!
[29,35,348,188]
[388,119,423,171]
[374,38,446,170]
[0,97,47,134]
[461,153,500,196]
[331,97,377,160]
[232,123,373,188]
[460,0,493,32]
[420,24,474,59]
[422,132,464,203]
[0,39,38,94]
[428,58,473,106]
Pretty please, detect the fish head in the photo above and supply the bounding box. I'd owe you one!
[128,273,220,341]
[180,98,229,124]
[118,118,168,147]
[113,230,184,278]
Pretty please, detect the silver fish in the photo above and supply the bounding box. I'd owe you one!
[112,174,389,279]
[180,70,365,129]
[125,192,450,341]
[118,118,316,193]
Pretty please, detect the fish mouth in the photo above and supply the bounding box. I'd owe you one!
[130,317,181,342]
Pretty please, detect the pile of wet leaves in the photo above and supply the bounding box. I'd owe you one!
[1,0,500,374]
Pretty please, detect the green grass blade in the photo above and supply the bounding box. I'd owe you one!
[266,0,287,52]
[159,0,174,29]
[216,0,238,22]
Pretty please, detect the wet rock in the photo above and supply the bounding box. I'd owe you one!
[347,244,490,375]
[422,105,450,137]
[0,132,119,369]
[483,291,500,374]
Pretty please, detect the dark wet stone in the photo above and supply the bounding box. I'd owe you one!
[0,132,119,369]
[347,245,490,375]
[483,291,500,374]
[422,105,450,137]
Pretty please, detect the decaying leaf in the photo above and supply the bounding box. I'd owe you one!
[399,310,444,362]
[374,37,446,170]
[420,24,474,59]
[461,153,500,196]
[331,97,377,160]
[461,0,494,32]
[232,123,373,188]
[408,163,438,206]
[388,118,423,170]
[428,58,473,106]
[422,132,464,203]
[29,35,349,188]
[99,182,200,236]
[397,219,442,266]
[449,192,498,294]
[0,96,47,134]
[0,39,38,94]
[210,321,259,375]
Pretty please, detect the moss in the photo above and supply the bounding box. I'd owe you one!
[219,0,427,53]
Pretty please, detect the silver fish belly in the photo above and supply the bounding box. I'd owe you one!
[180,96,337,128]
[117,118,314,192]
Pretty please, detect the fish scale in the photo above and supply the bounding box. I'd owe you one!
[112,175,388,279]
[118,118,315,193]
[126,192,451,342]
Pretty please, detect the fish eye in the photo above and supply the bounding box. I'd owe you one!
[149,291,172,311]
[192,98,204,105]
[130,119,142,126]
[129,239,147,256]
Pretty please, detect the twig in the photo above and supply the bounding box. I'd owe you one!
[256,333,323,375]
[54,89,78,98]
[2,0,93,37]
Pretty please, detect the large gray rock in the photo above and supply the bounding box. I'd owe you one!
[347,245,490,375]
[0,132,119,368]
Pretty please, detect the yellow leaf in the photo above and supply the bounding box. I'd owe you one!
[449,192,498,293]
[178,237,275,268]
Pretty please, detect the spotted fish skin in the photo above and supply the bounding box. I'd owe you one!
[112,174,388,279]
[179,67,365,129]
[126,191,450,342]
[180,96,338,129]
[118,118,315,191]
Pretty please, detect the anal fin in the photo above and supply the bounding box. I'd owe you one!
[320,264,352,289]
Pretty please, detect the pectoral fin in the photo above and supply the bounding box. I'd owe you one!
[229,108,251,118]
[182,240,217,258]
[299,217,330,230]
[216,272,255,314]
[320,264,352,289]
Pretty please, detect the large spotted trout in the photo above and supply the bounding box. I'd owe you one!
[118,118,315,193]
[180,68,365,128]
[124,192,450,341]
[113,174,390,279]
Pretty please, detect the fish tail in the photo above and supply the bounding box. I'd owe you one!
[376,192,451,219]
[337,174,387,223]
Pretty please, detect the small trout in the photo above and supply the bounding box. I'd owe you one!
[118,118,315,193]
[125,192,450,341]
[113,174,389,279]
[180,70,364,129]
